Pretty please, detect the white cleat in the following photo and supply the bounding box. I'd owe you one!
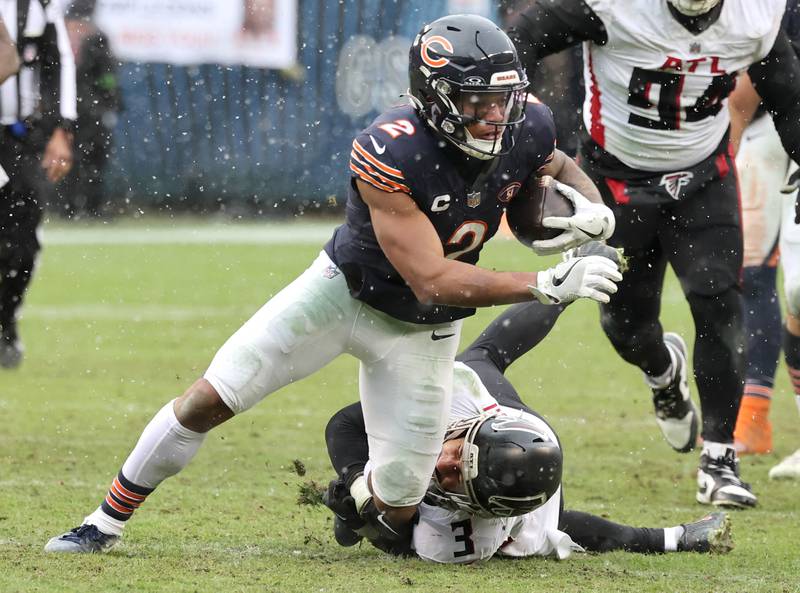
[696,448,757,509]
[769,449,800,480]
[44,524,120,553]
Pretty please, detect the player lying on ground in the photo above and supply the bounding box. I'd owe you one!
[321,271,733,562]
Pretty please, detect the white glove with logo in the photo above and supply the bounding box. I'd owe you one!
[529,254,623,305]
[531,181,616,255]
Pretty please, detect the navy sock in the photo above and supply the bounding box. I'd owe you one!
[743,265,781,388]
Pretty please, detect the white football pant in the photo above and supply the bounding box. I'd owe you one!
[737,114,800,315]
[204,251,463,507]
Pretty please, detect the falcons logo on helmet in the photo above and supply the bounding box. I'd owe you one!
[659,171,694,200]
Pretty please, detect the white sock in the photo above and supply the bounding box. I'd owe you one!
[85,400,207,534]
[663,525,684,552]
[644,345,677,389]
[83,509,126,536]
[120,399,207,488]
[349,475,373,514]
[795,394,800,416]
[703,440,733,459]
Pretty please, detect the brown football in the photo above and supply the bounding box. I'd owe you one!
[506,175,575,247]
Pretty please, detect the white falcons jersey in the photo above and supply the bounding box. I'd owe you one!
[410,363,582,563]
[583,0,784,171]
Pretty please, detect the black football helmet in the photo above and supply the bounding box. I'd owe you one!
[426,411,562,518]
[408,14,529,160]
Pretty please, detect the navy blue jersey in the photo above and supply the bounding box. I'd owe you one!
[324,98,557,324]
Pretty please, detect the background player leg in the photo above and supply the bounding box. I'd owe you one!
[734,113,788,455]
[0,187,42,368]
[736,264,780,454]
[773,188,800,479]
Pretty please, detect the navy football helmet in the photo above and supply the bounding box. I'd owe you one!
[426,411,562,518]
[408,14,529,160]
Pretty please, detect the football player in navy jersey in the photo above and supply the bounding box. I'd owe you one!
[44,14,619,553]
[507,0,800,509]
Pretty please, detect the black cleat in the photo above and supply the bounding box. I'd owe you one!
[0,334,22,369]
[696,448,757,509]
[650,333,698,452]
[44,524,120,553]
[677,512,733,553]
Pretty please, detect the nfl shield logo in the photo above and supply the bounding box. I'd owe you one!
[690,42,701,54]
[322,265,340,279]
[466,191,481,208]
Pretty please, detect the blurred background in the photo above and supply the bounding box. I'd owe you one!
[56,0,583,219]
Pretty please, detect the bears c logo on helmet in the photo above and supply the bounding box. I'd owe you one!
[421,35,453,68]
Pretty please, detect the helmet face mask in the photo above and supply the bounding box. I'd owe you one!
[668,0,721,16]
[409,14,529,160]
[426,412,563,518]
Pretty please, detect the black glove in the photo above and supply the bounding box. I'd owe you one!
[323,476,416,556]
[358,499,416,557]
[323,478,366,547]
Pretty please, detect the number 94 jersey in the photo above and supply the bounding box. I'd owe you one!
[583,0,784,172]
[324,99,556,325]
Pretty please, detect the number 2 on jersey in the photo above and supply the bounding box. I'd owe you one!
[378,119,415,138]
[446,221,488,260]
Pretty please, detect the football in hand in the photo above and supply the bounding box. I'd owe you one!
[506,175,575,247]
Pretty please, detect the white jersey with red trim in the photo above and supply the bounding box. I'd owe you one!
[410,362,582,563]
[582,0,783,172]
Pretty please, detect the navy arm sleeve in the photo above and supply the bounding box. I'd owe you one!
[748,30,800,165]
[507,0,606,75]
[325,402,369,485]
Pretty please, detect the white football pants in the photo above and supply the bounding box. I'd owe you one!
[205,251,463,507]
[737,114,800,315]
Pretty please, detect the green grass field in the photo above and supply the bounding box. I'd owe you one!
[1,218,798,593]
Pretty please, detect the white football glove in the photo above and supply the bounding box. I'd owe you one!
[531,181,616,255]
[529,254,623,305]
